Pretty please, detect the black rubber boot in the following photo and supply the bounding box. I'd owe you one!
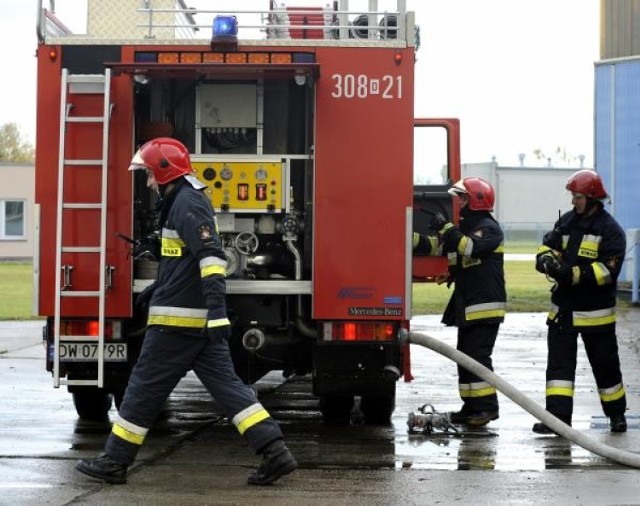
[75,453,128,484]
[465,410,499,427]
[247,440,298,486]
[610,414,627,433]
[532,422,556,435]
[449,406,473,424]
[532,415,571,435]
[450,408,499,426]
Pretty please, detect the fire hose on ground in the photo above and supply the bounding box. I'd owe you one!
[401,329,640,469]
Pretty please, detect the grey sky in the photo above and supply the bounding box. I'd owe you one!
[0,0,598,166]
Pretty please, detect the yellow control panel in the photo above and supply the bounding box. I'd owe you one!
[191,159,285,213]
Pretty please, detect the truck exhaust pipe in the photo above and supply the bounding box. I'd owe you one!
[382,364,401,381]
[241,328,267,352]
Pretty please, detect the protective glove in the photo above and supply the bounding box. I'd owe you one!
[135,280,158,314]
[535,251,556,274]
[429,212,452,234]
[429,213,454,235]
[208,325,231,343]
[544,256,574,284]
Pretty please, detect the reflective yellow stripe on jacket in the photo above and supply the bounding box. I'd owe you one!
[207,317,231,328]
[200,256,227,278]
[547,305,616,327]
[457,236,473,257]
[573,307,616,327]
[578,234,601,259]
[590,261,612,286]
[147,305,208,328]
[161,228,185,257]
[465,302,506,321]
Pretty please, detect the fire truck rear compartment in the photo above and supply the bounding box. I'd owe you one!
[37,1,421,424]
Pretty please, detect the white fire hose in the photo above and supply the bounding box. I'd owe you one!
[403,330,640,469]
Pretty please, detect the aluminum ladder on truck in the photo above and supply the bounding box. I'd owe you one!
[53,69,112,389]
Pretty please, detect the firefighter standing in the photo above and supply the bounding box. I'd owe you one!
[76,138,297,485]
[413,177,506,426]
[533,169,627,434]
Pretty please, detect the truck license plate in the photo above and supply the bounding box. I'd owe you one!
[59,343,127,362]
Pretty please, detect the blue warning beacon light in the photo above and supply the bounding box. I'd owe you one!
[211,15,238,51]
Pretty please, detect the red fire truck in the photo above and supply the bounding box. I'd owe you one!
[35,0,460,423]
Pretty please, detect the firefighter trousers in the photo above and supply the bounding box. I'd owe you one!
[105,327,283,465]
[544,322,627,424]
[457,323,500,413]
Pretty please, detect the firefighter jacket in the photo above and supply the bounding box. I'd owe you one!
[414,210,506,328]
[539,206,625,331]
[147,176,229,332]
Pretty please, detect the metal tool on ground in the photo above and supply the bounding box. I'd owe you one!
[407,403,458,434]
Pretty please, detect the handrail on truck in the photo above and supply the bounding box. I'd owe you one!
[36,0,415,47]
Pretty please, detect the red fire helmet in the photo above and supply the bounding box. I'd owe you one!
[448,177,495,211]
[128,137,192,185]
[565,169,608,200]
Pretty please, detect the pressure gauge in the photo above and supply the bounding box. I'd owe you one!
[220,166,233,180]
[255,167,268,181]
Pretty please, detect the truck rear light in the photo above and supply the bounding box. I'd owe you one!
[180,52,202,63]
[322,322,396,342]
[203,52,224,63]
[58,320,122,341]
[137,51,303,66]
[158,52,179,64]
[271,53,292,64]
[248,53,270,64]
[226,52,247,63]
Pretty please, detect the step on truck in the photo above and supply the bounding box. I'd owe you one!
[35,0,461,423]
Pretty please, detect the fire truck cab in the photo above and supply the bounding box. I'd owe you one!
[35,0,460,423]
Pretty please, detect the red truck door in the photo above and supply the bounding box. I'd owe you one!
[412,118,461,280]
[313,46,414,321]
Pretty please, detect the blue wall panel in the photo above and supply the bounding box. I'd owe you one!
[594,65,612,200]
[595,60,640,232]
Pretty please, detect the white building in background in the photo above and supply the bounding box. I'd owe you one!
[0,162,35,261]
[462,161,577,241]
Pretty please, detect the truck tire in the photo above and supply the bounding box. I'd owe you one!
[73,390,113,421]
[319,394,354,424]
[361,389,396,425]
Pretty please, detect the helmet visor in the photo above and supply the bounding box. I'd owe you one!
[128,149,149,172]
[447,180,468,197]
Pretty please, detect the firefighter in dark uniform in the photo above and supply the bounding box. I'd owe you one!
[414,177,506,426]
[532,169,627,434]
[76,138,297,485]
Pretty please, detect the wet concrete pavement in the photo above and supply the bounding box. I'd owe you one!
[1,311,639,505]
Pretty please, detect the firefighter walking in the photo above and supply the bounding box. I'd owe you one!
[413,177,506,426]
[76,138,297,485]
[533,169,627,434]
